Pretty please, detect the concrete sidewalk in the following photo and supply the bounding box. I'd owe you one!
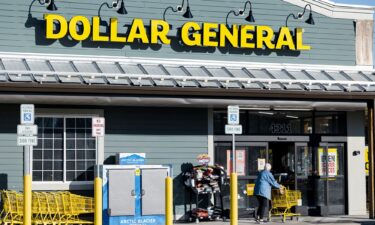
[189,216,375,225]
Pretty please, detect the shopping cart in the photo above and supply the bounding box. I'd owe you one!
[270,188,301,223]
[0,190,94,225]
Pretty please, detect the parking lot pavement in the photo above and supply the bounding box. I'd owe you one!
[181,215,375,225]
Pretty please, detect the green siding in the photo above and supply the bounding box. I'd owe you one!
[0,105,23,191]
[0,0,356,65]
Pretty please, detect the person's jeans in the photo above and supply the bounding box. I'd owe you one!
[256,195,268,220]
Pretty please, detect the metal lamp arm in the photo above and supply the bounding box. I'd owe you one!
[285,13,299,27]
[180,0,190,8]
[226,10,240,26]
[285,4,312,27]
[242,0,253,13]
[98,2,113,17]
[163,6,179,21]
[163,0,189,21]
[300,4,312,18]
[29,0,38,15]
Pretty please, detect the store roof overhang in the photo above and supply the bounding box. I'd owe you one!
[0,52,374,109]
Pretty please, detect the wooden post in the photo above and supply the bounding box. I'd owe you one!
[367,100,375,219]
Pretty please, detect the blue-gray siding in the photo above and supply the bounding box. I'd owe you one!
[0,105,23,191]
[0,0,356,65]
[104,107,208,175]
[104,107,208,218]
[0,106,208,197]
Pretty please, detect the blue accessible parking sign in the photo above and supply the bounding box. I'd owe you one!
[227,105,239,125]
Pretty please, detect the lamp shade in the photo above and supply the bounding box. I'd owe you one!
[245,9,255,22]
[46,0,58,11]
[305,12,314,25]
[183,6,193,18]
[117,0,128,15]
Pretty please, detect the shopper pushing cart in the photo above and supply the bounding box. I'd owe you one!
[254,163,284,224]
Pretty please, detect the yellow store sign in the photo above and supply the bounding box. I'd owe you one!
[44,14,311,51]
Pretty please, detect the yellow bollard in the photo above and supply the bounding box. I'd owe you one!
[165,176,173,225]
[94,177,103,225]
[230,173,238,225]
[23,175,32,225]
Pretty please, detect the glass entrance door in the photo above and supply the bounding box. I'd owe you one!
[295,143,313,207]
[214,142,268,216]
[316,143,346,215]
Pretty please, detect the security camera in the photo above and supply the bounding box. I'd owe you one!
[177,5,183,12]
[112,1,118,8]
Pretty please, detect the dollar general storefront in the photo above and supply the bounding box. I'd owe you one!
[0,0,374,219]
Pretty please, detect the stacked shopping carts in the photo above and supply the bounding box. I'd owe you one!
[0,191,94,225]
[270,188,302,223]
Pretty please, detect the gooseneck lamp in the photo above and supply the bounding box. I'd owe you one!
[98,0,127,17]
[163,0,193,21]
[226,0,255,26]
[285,4,314,27]
[37,0,58,11]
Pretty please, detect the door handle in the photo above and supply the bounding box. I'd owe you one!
[131,190,135,196]
[141,189,145,196]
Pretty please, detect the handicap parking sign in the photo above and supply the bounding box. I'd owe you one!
[227,105,239,125]
[230,114,237,122]
[20,104,34,124]
[24,113,32,122]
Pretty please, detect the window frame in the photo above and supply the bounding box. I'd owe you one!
[32,109,104,190]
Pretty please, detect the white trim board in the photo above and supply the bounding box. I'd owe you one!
[0,51,374,72]
[282,0,375,20]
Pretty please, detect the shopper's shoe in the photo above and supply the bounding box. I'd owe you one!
[256,219,265,224]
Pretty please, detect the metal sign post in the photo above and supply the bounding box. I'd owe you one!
[226,105,241,225]
[92,117,105,225]
[19,104,37,225]
[227,106,240,172]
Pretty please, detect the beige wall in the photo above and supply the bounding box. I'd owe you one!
[356,20,374,66]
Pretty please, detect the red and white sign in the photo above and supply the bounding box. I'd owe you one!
[226,150,246,176]
[92,117,105,137]
[197,154,210,166]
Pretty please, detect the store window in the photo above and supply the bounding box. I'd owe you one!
[248,111,312,135]
[315,112,346,135]
[33,116,96,182]
[214,110,312,135]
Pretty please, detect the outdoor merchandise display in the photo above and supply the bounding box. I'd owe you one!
[182,164,228,223]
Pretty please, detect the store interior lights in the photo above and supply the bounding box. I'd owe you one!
[285,4,315,27]
[226,0,255,26]
[37,0,57,11]
[240,107,270,111]
[273,108,312,111]
[163,0,193,21]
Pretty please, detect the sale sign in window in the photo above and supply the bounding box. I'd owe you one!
[318,148,338,177]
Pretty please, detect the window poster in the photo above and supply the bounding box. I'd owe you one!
[257,158,266,171]
[318,148,338,177]
[226,150,246,176]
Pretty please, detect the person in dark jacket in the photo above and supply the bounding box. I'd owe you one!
[254,163,283,223]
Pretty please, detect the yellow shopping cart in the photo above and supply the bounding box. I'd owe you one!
[0,191,94,225]
[270,188,301,223]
